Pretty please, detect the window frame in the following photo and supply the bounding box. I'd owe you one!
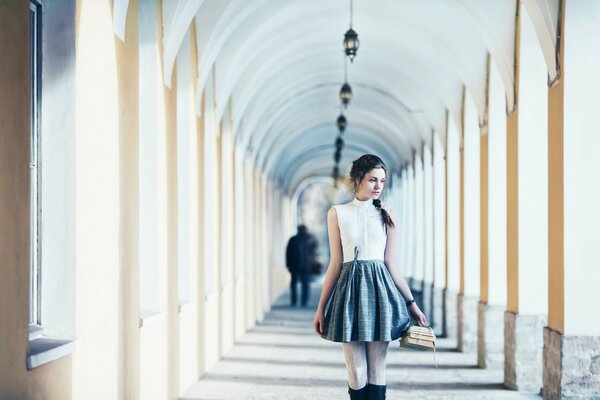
[26,0,78,369]
[29,0,43,332]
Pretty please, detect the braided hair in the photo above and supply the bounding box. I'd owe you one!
[349,154,395,229]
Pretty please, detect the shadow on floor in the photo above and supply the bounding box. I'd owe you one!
[180,279,542,400]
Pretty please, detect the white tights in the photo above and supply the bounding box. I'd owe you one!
[342,341,389,390]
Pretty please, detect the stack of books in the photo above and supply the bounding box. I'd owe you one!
[399,326,436,351]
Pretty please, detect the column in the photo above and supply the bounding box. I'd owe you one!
[244,155,255,329]
[404,164,416,281]
[432,133,446,336]
[412,153,425,303]
[233,143,246,340]
[505,4,549,391]
[399,167,409,276]
[458,90,480,355]
[478,58,508,370]
[544,3,600,398]
[219,108,235,355]
[422,144,435,323]
[445,114,461,340]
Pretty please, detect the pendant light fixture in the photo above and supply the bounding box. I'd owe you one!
[343,0,359,62]
[337,114,347,133]
[335,135,344,151]
[340,83,352,106]
[340,55,352,107]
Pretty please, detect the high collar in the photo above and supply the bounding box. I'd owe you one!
[352,197,373,208]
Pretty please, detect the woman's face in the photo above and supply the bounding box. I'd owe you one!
[356,167,386,200]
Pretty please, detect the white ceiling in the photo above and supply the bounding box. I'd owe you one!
[115,0,560,195]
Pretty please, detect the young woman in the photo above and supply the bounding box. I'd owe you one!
[313,154,427,400]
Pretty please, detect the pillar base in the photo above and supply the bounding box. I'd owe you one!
[432,286,444,337]
[543,327,600,400]
[504,311,545,392]
[422,282,433,326]
[457,294,478,353]
[443,288,457,339]
[409,278,424,310]
[477,301,504,369]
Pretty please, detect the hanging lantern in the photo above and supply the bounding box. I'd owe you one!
[340,83,352,107]
[335,136,344,151]
[337,114,347,132]
[334,149,341,163]
[343,28,359,62]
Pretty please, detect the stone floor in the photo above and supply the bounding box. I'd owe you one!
[181,283,542,400]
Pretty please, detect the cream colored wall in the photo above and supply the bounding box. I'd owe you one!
[0,1,285,399]
[233,146,247,341]
[73,0,122,398]
[0,2,74,399]
[446,116,461,293]
[486,59,508,307]
[139,3,169,399]
[562,3,600,336]
[115,1,141,399]
[413,154,425,282]
[462,91,480,298]
[177,24,200,394]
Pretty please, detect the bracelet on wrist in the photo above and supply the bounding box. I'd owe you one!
[406,299,416,307]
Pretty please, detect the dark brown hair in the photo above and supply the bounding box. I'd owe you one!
[349,154,395,229]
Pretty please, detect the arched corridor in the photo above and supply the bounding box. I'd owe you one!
[1,1,599,399]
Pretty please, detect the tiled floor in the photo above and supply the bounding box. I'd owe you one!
[181,283,542,400]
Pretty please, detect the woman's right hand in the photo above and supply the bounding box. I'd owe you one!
[313,309,325,336]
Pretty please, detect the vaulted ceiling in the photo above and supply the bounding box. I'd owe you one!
[114,0,560,195]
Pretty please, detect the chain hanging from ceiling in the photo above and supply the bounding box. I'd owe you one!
[333,0,358,188]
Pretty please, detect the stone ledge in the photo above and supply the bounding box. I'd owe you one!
[505,311,545,392]
[544,327,600,400]
[443,289,457,339]
[478,302,504,369]
[457,294,478,354]
[27,337,79,370]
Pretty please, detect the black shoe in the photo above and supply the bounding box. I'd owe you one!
[366,383,386,400]
[347,383,368,400]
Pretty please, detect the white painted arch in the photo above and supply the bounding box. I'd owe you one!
[118,0,557,190]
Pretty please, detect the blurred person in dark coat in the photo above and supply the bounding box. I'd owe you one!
[286,225,317,307]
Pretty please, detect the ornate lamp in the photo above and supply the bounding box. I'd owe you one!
[343,0,359,62]
[344,28,359,62]
[340,83,352,107]
[337,114,347,132]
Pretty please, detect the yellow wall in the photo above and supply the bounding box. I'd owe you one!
[506,3,521,314]
[480,133,489,303]
[0,1,285,399]
[506,108,519,314]
[547,4,565,333]
[459,150,465,295]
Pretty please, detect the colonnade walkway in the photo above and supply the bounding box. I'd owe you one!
[181,283,541,400]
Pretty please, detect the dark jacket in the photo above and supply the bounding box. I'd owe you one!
[285,233,315,273]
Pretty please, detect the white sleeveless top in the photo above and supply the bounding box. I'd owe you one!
[332,198,389,263]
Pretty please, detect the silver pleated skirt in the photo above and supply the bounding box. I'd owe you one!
[321,257,411,342]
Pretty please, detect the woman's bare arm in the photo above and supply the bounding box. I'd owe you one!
[316,207,344,313]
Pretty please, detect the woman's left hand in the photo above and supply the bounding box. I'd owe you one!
[409,304,427,326]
